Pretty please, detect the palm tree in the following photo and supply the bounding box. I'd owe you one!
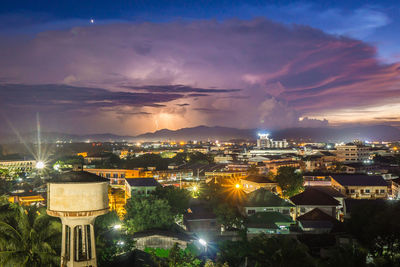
[0,203,61,267]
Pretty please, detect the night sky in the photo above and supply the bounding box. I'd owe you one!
[0,0,400,135]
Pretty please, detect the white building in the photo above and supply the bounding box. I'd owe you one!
[256,133,288,149]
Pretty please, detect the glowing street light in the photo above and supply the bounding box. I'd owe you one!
[36,161,45,169]
[199,238,207,247]
[192,185,198,192]
[113,224,122,230]
[235,183,241,189]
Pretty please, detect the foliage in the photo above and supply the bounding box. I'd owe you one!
[200,183,245,230]
[218,235,314,267]
[154,186,191,216]
[275,166,304,197]
[173,152,214,165]
[125,196,175,233]
[345,200,400,262]
[0,179,14,195]
[0,203,61,267]
[95,211,135,266]
[319,244,368,267]
[149,243,202,267]
[214,202,243,230]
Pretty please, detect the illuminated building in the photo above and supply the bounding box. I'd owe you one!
[240,175,279,194]
[335,143,371,162]
[330,174,388,199]
[84,168,152,179]
[0,159,36,173]
[256,133,288,148]
[8,192,45,206]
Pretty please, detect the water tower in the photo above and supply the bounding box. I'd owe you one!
[47,170,109,267]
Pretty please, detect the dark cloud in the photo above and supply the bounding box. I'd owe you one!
[124,85,240,94]
[0,83,183,113]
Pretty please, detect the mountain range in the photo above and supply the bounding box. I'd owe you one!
[0,125,400,143]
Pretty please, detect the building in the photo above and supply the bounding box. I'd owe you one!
[184,200,220,238]
[263,159,300,174]
[205,170,247,183]
[84,168,152,179]
[290,187,341,219]
[8,192,45,206]
[246,212,294,235]
[242,188,294,217]
[335,144,371,163]
[0,159,37,173]
[240,175,279,194]
[133,230,193,250]
[297,208,340,234]
[256,133,288,148]
[126,178,160,196]
[330,174,388,199]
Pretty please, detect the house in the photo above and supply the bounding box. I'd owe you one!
[247,212,294,235]
[310,186,346,218]
[242,188,294,217]
[297,208,340,234]
[240,175,279,193]
[330,174,388,199]
[183,200,220,238]
[133,229,193,250]
[126,178,161,196]
[290,187,340,219]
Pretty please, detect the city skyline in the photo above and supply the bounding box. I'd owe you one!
[1,0,400,135]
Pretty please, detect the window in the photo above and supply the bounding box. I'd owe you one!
[300,207,306,213]
[121,174,125,178]
[282,209,289,215]
[380,189,385,194]
[365,189,370,194]
[350,189,355,194]
[248,210,255,215]
[113,173,118,178]
[106,173,111,178]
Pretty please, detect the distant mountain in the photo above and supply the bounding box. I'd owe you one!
[134,126,255,141]
[134,125,400,142]
[0,125,399,143]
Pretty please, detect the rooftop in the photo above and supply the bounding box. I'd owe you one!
[244,188,294,207]
[290,187,340,206]
[126,178,160,187]
[247,211,294,229]
[330,174,387,186]
[242,175,276,184]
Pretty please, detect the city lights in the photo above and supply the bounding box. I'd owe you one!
[199,239,207,247]
[36,161,45,169]
[113,224,122,230]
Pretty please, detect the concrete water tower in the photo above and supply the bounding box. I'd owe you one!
[47,170,109,267]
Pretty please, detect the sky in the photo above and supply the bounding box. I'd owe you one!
[0,0,400,135]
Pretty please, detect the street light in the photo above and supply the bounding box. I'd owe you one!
[36,161,45,169]
[235,183,241,189]
[199,238,208,254]
[113,224,122,230]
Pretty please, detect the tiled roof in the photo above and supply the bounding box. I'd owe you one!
[247,212,293,228]
[310,186,346,198]
[290,187,340,206]
[242,175,276,184]
[126,178,160,187]
[244,188,294,207]
[330,174,387,186]
[184,202,217,221]
[297,208,338,223]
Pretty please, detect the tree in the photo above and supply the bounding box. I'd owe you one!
[320,244,367,267]
[0,204,61,267]
[154,186,191,216]
[345,200,400,262]
[125,196,174,233]
[94,211,135,266]
[149,243,202,267]
[275,166,303,197]
[248,235,314,267]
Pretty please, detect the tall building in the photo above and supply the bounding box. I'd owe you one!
[256,133,288,149]
[335,143,371,163]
